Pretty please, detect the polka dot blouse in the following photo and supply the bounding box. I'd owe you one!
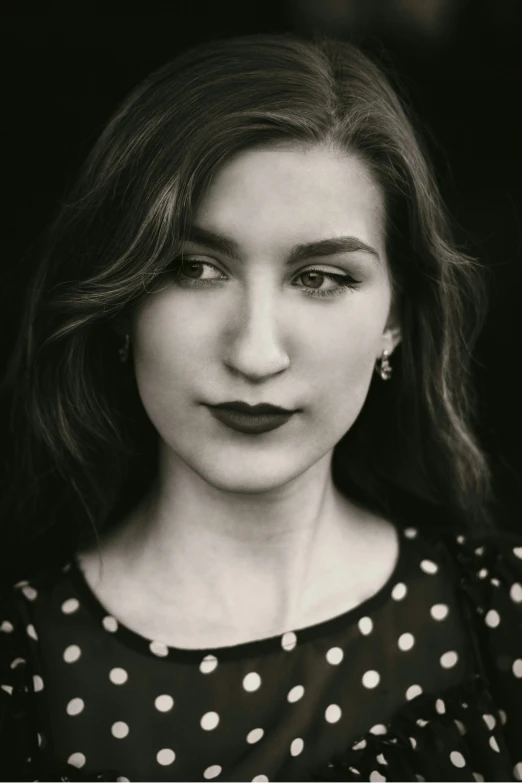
[1,523,521,782]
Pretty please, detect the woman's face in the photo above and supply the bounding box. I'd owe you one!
[132,144,400,493]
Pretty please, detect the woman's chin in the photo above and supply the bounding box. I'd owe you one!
[190,456,314,496]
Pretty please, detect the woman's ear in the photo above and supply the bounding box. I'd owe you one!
[386,324,402,352]
[384,298,402,352]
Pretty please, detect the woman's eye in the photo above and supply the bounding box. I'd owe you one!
[169,258,361,298]
[174,260,224,281]
[296,269,361,297]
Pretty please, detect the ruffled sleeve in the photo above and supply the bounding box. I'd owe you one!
[0,587,40,782]
[311,529,522,782]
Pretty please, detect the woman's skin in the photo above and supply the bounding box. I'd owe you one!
[78,143,402,648]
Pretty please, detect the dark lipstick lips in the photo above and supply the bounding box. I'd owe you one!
[206,403,296,434]
[211,401,295,415]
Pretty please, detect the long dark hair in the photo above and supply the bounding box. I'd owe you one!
[1,33,497,576]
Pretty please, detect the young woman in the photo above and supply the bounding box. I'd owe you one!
[0,33,520,783]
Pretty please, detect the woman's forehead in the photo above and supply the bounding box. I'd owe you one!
[191,145,386,259]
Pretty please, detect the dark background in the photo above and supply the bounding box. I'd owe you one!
[2,1,521,564]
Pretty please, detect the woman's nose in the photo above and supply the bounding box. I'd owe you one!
[223,285,290,380]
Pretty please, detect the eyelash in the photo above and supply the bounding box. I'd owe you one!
[167,258,361,298]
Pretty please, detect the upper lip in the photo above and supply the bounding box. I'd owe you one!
[208,400,296,414]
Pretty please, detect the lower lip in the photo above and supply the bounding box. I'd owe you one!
[207,407,295,434]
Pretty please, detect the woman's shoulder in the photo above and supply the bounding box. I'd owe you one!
[0,558,74,645]
[405,521,522,608]
[313,521,522,782]
[0,564,70,783]
[417,522,522,581]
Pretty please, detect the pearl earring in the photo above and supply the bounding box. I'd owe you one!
[376,349,392,380]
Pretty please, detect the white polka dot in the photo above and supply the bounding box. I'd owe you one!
[473,774,485,782]
[478,568,488,579]
[420,559,438,574]
[10,657,26,669]
[61,598,79,614]
[26,624,38,641]
[0,620,14,633]
[440,650,458,669]
[510,583,522,603]
[37,732,43,747]
[352,739,367,750]
[409,736,417,749]
[416,776,426,782]
[326,647,344,665]
[1,684,13,695]
[287,685,304,703]
[482,713,496,730]
[201,711,220,730]
[109,667,128,685]
[149,640,169,657]
[290,738,304,756]
[391,582,407,600]
[325,704,342,723]
[403,527,418,538]
[398,633,415,651]
[281,631,297,651]
[435,698,446,714]
[513,762,522,781]
[247,728,264,744]
[514,547,522,559]
[369,771,386,782]
[67,752,86,768]
[475,546,485,556]
[243,672,261,691]
[21,586,38,601]
[14,579,29,588]
[66,698,84,716]
[456,535,466,544]
[102,615,118,632]
[489,736,500,753]
[251,776,269,782]
[111,721,129,739]
[485,609,500,628]
[376,753,388,765]
[430,603,449,621]
[155,694,174,712]
[513,659,522,678]
[416,718,428,727]
[450,751,466,768]
[33,675,44,692]
[117,778,130,782]
[362,670,380,689]
[406,684,423,701]
[200,654,218,674]
[454,719,466,735]
[358,616,373,635]
[204,764,222,779]
[491,578,501,587]
[369,724,387,735]
[63,645,81,663]
[157,748,175,765]
[499,709,507,725]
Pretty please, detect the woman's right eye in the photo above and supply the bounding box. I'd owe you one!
[169,258,227,284]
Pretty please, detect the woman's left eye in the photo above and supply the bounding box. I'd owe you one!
[169,259,361,298]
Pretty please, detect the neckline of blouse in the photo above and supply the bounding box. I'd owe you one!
[66,522,416,663]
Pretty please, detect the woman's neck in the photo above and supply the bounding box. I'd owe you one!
[77,442,401,648]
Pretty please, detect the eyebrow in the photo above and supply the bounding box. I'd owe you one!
[179,225,380,265]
